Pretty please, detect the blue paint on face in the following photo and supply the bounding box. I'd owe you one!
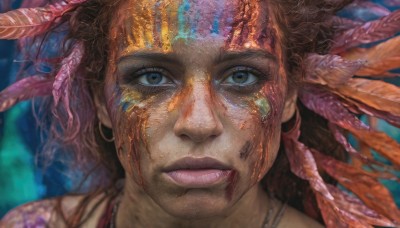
[211,14,220,34]
[177,0,191,39]
[122,102,131,112]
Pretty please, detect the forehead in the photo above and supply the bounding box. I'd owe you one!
[112,0,278,55]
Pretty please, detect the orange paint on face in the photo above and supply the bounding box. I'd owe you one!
[167,84,193,112]
[114,0,277,56]
[106,0,289,213]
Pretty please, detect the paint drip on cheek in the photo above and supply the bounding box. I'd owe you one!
[247,85,284,183]
[110,86,151,187]
[254,97,271,123]
[225,170,239,201]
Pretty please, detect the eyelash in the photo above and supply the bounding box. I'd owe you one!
[123,66,269,94]
[124,67,174,94]
[220,66,269,93]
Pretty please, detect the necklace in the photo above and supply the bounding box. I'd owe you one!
[108,196,286,228]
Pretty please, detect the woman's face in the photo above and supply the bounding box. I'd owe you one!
[100,0,295,219]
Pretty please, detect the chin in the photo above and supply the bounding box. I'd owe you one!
[156,189,234,219]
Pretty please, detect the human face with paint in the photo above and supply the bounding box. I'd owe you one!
[97,0,297,226]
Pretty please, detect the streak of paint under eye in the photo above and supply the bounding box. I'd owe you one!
[255,97,270,120]
[120,89,142,112]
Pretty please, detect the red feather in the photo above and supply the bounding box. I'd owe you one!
[299,85,369,132]
[313,151,400,224]
[52,42,83,105]
[0,0,86,39]
[332,16,363,32]
[282,112,334,200]
[340,35,400,77]
[327,185,395,227]
[334,78,400,117]
[52,42,83,128]
[304,54,364,88]
[331,10,400,53]
[0,76,53,112]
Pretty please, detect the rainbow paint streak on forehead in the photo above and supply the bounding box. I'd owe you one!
[117,0,277,55]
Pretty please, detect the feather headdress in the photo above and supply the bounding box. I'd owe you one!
[0,0,399,227]
[283,3,400,227]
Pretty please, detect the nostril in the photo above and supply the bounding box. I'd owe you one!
[179,134,191,141]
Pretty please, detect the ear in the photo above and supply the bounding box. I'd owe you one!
[94,92,113,128]
[281,91,297,123]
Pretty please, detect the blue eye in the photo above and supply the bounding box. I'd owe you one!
[137,70,170,86]
[224,70,258,85]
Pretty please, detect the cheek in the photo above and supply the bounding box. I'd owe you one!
[106,86,152,186]
[224,84,285,183]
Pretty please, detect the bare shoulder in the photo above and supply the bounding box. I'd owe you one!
[1,194,108,228]
[278,205,324,228]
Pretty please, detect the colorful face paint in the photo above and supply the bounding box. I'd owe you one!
[105,0,290,220]
[116,0,277,55]
[254,97,271,121]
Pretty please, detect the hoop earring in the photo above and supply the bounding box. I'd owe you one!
[99,122,115,142]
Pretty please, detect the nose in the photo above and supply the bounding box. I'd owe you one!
[173,81,223,143]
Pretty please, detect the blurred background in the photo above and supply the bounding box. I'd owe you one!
[0,0,400,218]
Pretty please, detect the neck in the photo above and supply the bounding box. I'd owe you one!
[116,178,270,228]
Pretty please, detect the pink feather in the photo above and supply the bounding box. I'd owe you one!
[0,0,87,39]
[52,42,84,128]
[331,10,400,53]
[304,54,365,88]
[382,0,400,7]
[313,150,400,224]
[327,185,395,227]
[20,0,48,8]
[299,85,369,132]
[332,16,363,32]
[53,42,83,105]
[0,76,53,112]
[281,112,334,201]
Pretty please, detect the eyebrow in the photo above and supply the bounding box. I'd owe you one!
[117,52,181,65]
[117,49,278,65]
[216,50,278,63]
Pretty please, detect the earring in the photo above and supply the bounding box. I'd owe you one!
[99,122,115,142]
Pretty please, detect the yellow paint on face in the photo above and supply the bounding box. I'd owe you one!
[120,87,143,113]
[114,0,277,56]
[255,97,271,119]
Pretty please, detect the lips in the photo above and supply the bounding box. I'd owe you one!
[163,157,233,188]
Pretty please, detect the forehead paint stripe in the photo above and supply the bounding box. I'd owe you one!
[177,0,190,40]
[153,1,162,47]
[226,0,274,52]
[160,2,171,51]
[120,0,276,55]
